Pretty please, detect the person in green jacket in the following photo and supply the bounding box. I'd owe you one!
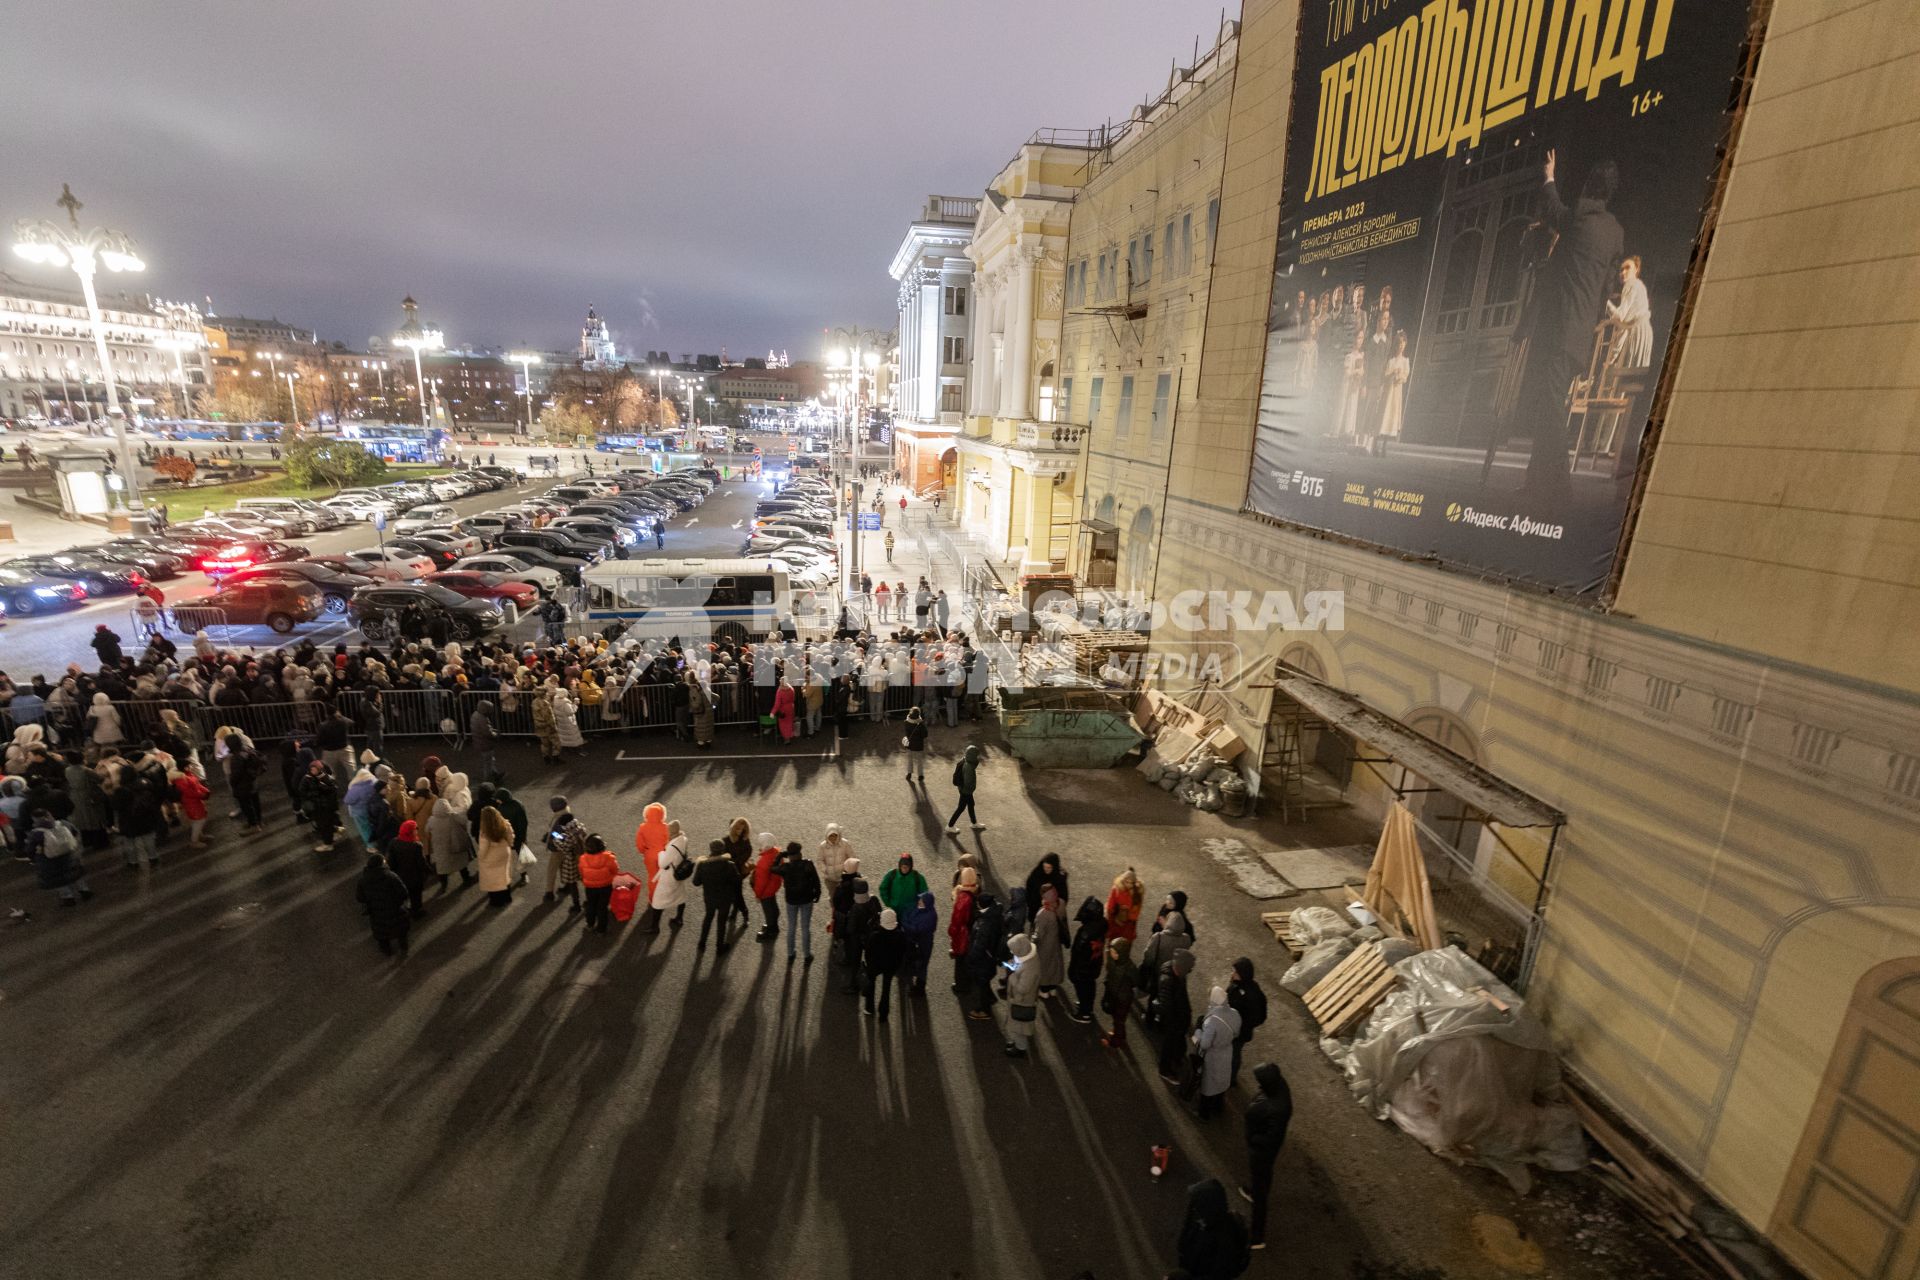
[878,852,928,917]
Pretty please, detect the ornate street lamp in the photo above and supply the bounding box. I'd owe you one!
[13,184,149,524]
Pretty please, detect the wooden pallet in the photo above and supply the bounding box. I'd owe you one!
[1302,941,1397,1037]
[1260,910,1308,957]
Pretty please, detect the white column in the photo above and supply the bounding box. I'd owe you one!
[1007,247,1036,421]
[917,278,940,422]
[967,273,993,417]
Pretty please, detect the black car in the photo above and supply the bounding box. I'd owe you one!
[349,582,506,641]
[8,552,143,595]
[80,541,188,580]
[498,528,607,563]
[0,564,87,615]
[222,562,377,617]
[389,536,462,570]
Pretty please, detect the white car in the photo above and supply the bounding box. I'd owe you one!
[427,479,470,501]
[181,515,279,540]
[750,524,835,552]
[549,516,637,547]
[447,554,562,597]
[324,494,396,520]
[411,525,484,555]
[394,503,458,534]
[340,547,435,580]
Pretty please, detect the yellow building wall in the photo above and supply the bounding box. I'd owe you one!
[1154,0,1920,1266]
[1614,0,1920,693]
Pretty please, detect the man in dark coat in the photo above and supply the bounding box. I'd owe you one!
[1150,948,1196,1084]
[355,854,412,956]
[843,879,881,996]
[863,908,907,1021]
[1519,149,1624,495]
[1226,956,1269,1086]
[693,839,739,952]
[963,891,1004,1019]
[298,759,342,853]
[1240,1062,1294,1250]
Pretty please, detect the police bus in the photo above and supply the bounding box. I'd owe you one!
[581,557,793,646]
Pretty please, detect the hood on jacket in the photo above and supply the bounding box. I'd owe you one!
[841,857,860,875]
[851,879,870,902]
[1184,1178,1229,1226]
[758,831,775,846]
[957,866,980,890]
[1171,948,1195,977]
[1167,889,1189,914]
[879,909,898,930]
[896,853,915,872]
[1008,933,1034,960]
[92,692,113,707]
[1254,1062,1286,1097]
[1074,896,1107,928]
[12,724,44,747]
[1209,985,1228,1007]
[1108,937,1132,963]
[963,744,980,761]
[913,890,937,916]
[398,820,419,842]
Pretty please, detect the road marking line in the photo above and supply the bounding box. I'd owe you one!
[615,744,839,763]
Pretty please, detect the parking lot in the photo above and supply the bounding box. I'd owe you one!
[0,453,795,678]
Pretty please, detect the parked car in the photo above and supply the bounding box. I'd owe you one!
[464,543,588,585]
[393,503,458,535]
[424,571,540,613]
[339,547,436,580]
[325,491,398,520]
[749,523,831,551]
[201,540,305,574]
[7,552,144,595]
[349,583,506,641]
[234,497,346,530]
[548,516,635,547]
[219,506,315,537]
[408,526,484,556]
[178,514,280,540]
[78,542,187,580]
[452,513,526,542]
[221,562,377,616]
[173,579,325,634]
[473,466,521,485]
[498,528,608,563]
[446,554,563,597]
[389,535,463,570]
[0,564,87,615]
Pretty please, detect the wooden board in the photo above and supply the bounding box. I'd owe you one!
[1301,941,1397,1038]
[1260,910,1308,957]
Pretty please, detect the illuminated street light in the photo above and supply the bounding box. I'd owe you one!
[506,351,542,435]
[13,184,149,523]
[392,324,444,430]
[153,332,203,416]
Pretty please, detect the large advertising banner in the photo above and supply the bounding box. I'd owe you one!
[1247,0,1754,597]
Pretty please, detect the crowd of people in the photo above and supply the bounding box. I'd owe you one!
[1,595,1293,1275]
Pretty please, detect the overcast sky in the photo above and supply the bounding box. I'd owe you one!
[3,0,1237,360]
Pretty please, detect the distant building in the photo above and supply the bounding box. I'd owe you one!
[580,304,617,368]
[889,194,980,491]
[714,366,800,406]
[0,271,210,421]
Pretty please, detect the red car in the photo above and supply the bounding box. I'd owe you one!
[424,571,539,612]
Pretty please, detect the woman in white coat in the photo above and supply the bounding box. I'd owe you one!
[645,819,689,933]
[427,769,476,892]
[1192,985,1244,1120]
[552,687,585,753]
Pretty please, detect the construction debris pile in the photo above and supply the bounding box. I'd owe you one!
[1132,688,1251,816]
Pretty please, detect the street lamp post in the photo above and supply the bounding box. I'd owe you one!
[14,185,148,525]
[393,333,442,430]
[154,332,202,418]
[506,351,542,435]
[284,371,301,427]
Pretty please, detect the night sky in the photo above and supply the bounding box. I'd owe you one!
[3,0,1236,359]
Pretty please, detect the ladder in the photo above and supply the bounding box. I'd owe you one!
[1262,707,1306,823]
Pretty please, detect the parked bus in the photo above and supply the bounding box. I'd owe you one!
[581,557,792,645]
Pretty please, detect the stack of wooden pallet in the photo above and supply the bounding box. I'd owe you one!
[1061,626,1147,676]
[1302,941,1399,1037]
[1566,1090,1748,1278]
[1260,910,1309,958]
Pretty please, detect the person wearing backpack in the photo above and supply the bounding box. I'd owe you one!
[1173,1177,1253,1278]
[1065,896,1108,1025]
[768,841,821,964]
[26,809,91,906]
[944,743,983,834]
[1226,956,1269,1087]
[644,820,691,933]
[692,839,739,952]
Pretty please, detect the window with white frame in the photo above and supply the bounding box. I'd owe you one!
[1150,372,1172,440]
[944,285,967,316]
[942,335,965,365]
[1115,374,1135,438]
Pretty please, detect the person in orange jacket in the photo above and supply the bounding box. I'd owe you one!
[751,831,782,942]
[633,802,671,896]
[172,769,211,847]
[577,834,621,935]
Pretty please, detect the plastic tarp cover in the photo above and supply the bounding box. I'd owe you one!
[1336,946,1586,1192]
[1289,905,1351,945]
[1282,937,1355,995]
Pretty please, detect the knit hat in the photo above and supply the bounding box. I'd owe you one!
[549,795,568,812]
[879,909,898,931]
[758,831,775,846]
[852,878,870,901]
[841,857,860,875]
[1209,985,1228,1007]
[1172,949,1196,977]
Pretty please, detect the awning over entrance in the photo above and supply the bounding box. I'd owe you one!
[1270,671,1565,829]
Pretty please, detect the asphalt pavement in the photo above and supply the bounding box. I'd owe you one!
[0,723,1692,1280]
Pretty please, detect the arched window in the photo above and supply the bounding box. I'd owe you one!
[1403,707,1483,858]
[1125,505,1156,594]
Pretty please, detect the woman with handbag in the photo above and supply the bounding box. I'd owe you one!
[643,819,690,933]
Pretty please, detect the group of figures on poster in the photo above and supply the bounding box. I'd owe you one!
[1247,0,1754,597]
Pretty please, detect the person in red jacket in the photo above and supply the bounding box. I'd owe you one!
[1106,865,1144,942]
[172,769,211,847]
[577,834,621,935]
[751,831,783,942]
[948,865,979,999]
